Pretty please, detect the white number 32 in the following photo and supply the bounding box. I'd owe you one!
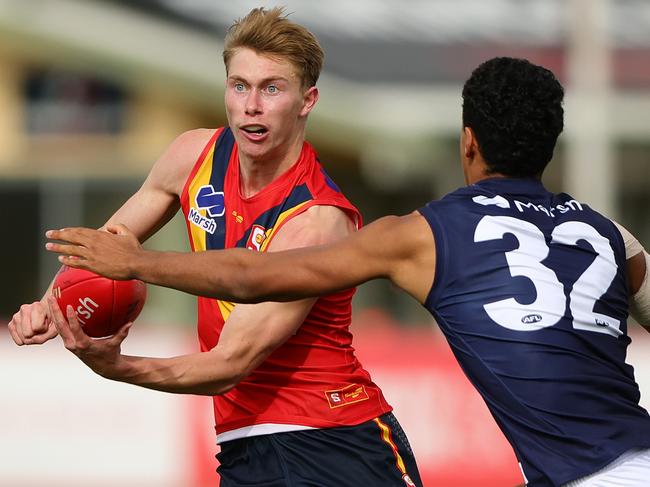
[474,216,621,337]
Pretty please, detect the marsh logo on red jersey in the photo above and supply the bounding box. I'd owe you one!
[246,225,267,251]
[325,384,369,409]
[188,185,224,235]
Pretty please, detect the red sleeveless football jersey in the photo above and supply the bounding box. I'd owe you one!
[180,128,392,442]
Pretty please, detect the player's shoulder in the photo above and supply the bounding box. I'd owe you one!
[371,212,428,231]
[268,205,356,251]
[354,212,434,260]
[298,205,353,226]
[172,128,220,154]
[156,128,219,167]
[148,128,221,195]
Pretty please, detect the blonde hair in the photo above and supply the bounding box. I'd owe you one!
[223,7,324,88]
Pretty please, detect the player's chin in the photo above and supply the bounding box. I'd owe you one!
[237,135,271,153]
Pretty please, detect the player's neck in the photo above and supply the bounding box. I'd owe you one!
[472,172,509,185]
[464,152,515,185]
[464,153,488,185]
[470,170,542,186]
[238,140,304,198]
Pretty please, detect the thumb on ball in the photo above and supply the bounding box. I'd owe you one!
[111,322,133,344]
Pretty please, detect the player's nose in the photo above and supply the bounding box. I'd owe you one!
[245,90,262,115]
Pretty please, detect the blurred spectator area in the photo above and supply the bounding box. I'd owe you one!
[1,0,650,326]
[24,71,127,135]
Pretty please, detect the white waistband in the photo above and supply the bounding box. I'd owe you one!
[563,448,650,487]
[217,423,316,444]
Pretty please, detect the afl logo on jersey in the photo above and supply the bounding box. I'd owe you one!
[522,314,543,324]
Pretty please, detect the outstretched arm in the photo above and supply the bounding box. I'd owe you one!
[46,212,437,305]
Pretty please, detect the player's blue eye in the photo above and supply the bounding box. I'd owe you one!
[234,83,245,92]
[267,85,278,94]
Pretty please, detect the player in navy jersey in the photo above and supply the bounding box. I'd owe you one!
[46,57,650,486]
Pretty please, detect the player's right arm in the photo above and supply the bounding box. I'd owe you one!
[8,128,215,346]
[614,221,650,331]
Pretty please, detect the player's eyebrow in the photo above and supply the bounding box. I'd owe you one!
[227,75,290,85]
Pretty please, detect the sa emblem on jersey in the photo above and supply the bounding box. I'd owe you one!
[246,225,267,251]
[325,383,369,409]
[196,185,225,217]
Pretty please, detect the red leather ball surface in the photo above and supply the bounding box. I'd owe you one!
[52,266,146,338]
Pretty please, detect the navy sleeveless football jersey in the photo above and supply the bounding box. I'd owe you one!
[418,178,650,487]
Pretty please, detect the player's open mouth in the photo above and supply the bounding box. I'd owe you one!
[241,125,268,136]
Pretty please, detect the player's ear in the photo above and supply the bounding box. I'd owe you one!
[460,126,478,185]
[463,126,477,159]
[300,86,319,117]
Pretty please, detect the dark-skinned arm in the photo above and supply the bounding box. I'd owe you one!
[46,212,436,305]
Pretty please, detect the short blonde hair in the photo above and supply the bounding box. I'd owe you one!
[223,7,324,88]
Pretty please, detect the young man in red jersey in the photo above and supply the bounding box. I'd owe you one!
[9,8,422,487]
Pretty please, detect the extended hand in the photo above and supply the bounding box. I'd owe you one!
[45,224,142,280]
[47,296,131,379]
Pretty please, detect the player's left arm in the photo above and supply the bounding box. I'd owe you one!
[46,206,354,395]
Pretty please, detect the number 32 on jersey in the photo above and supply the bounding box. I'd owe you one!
[474,215,621,337]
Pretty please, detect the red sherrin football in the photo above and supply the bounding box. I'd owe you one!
[52,266,147,338]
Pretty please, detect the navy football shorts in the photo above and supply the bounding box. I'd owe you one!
[216,412,423,486]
